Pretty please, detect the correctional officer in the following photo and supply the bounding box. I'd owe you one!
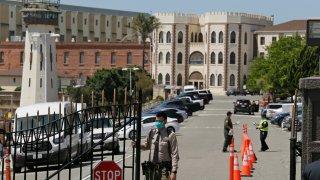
[133,111,179,180]
[223,111,234,152]
[302,159,320,180]
[257,113,269,151]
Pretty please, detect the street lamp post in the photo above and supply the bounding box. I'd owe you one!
[31,32,59,102]
[122,67,139,96]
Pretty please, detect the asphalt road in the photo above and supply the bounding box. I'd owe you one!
[11,95,302,180]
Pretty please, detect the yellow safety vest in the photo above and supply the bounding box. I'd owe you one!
[259,119,269,132]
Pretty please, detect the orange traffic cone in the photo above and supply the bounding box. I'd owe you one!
[241,150,252,177]
[249,142,257,163]
[229,141,234,180]
[246,147,254,170]
[233,154,241,180]
[5,147,11,180]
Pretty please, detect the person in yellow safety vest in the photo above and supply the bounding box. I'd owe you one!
[256,113,269,151]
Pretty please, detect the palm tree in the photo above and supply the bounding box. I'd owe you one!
[132,13,160,70]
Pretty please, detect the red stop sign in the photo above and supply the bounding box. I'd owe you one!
[93,161,122,180]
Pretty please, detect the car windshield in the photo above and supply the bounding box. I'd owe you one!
[17,114,60,131]
[268,105,282,109]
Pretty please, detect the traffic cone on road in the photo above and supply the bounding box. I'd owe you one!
[249,142,257,163]
[241,150,252,177]
[229,141,234,180]
[5,147,11,180]
[233,154,241,180]
[246,147,254,170]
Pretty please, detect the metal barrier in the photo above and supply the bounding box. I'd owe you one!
[0,89,142,180]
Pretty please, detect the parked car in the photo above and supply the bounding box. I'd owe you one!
[90,117,120,154]
[118,115,180,139]
[196,89,213,101]
[265,103,283,119]
[270,112,290,126]
[144,108,187,123]
[156,100,192,116]
[233,99,252,115]
[176,96,205,110]
[226,89,240,96]
[13,102,90,172]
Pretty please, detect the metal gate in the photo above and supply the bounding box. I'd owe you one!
[0,89,143,180]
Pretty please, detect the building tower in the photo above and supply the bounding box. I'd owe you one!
[20,0,60,106]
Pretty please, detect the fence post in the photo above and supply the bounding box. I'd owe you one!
[135,89,142,180]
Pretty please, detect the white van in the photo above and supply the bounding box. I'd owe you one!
[13,102,90,172]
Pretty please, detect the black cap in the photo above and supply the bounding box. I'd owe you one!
[227,111,232,115]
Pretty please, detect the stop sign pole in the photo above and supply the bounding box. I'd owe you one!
[93,161,122,180]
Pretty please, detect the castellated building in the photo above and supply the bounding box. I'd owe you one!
[152,12,273,95]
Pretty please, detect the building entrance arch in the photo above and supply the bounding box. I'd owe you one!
[188,71,204,89]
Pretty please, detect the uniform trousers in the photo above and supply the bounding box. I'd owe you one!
[145,167,170,180]
[260,131,269,151]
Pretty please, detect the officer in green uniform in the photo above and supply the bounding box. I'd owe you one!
[223,111,234,152]
[257,113,269,151]
[133,112,179,180]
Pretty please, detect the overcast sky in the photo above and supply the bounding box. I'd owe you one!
[62,0,320,24]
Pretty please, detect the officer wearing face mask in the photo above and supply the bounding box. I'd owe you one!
[133,111,179,180]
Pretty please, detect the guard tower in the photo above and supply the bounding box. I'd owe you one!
[20,0,60,106]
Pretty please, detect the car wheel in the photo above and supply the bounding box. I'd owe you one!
[128,130,136,140]
[167,126,175,133]
[200,106,205,110]
[234,111,236,114]
[249,111,251,115]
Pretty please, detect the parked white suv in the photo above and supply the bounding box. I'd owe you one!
[265,103,283,119]
[118,115,180,139]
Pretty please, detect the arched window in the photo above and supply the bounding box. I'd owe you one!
[230,74,235,86]
[158,74,163,85]
[244,53,247,65]
[243,75,247,84]
[165,74,170,85]
[218,74,222,86]
[195,33,198,42]
[230,52,236,64]
[159,31,164,43]
[166,31,171,43]
[177,74,182,86]
[244,32,247,44]
[211,31,216,43]
[178,31,183,43]
[177,52,183,64]
[166,52,171,64]
[218,52,223,64]
[230,31,236,43]
[158,52,163,64]
[210,74,215,86]
[191,32,194,42]
[210,52,215,64]
[219,31,223,43]
[198,33,203,42]
[189,51,204,64]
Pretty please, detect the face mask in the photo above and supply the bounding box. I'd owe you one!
[155,121,164,129]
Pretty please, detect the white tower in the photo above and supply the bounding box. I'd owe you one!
[20,0,60,106]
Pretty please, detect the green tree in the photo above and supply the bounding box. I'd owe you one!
[248,35,319,100]
[132,13,160,70]
[81,67,154,104]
